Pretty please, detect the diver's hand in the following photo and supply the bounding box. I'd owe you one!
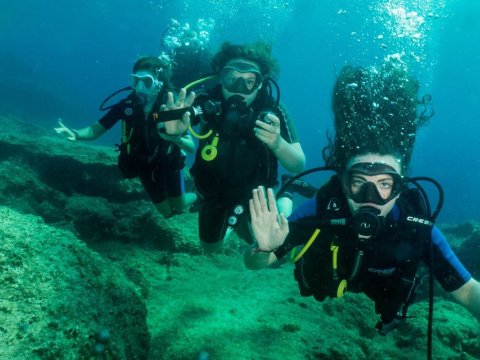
[54,118,77,141]
[249,186,289,251]
[254,114,282,150]
[161,88,196,136]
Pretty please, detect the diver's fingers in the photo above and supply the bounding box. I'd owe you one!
[166,92,175,109]
[254,129,271,145]
[251,188,262,217]
[249,198,257,220]
[267,188,278,214]
[185,91,196,107]
[55,126,75,141]
[268,114,280,127]
[254,120,270,131]
[160,104,167,111]
[54,125,69,134]
[176,88,186,107]
[181,111,191,127]
[279,213,289,233]
[255,117,279,132]
[257,186,268,213]
[254,127,272,137]
[55,118,68,132]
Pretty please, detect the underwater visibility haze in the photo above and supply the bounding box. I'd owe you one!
[2,0,479,222]
[1,0,480,359]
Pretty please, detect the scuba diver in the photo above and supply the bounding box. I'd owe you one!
[54,55,197,217]
[244,63,480,351]
[159,41,306,253]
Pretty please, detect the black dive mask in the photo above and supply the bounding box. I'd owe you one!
[220,62,263,95]
[353,182,389,205]
[229,77,254,94]
[342,162,404,206]
[344,162,403,239]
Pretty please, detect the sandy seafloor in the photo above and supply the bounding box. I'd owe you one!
[1,113,479,359]
[95,235,480,360]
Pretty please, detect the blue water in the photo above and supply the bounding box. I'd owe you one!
[1,0,479,223]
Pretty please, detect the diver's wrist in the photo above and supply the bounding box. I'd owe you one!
[250,246,274,256]
[251,241,279,254]
[269,137,284,152]
[71,129,80,140]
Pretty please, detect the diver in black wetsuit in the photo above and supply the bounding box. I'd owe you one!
[244,63,480,341]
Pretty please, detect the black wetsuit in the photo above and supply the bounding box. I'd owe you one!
[99,93,186,203]
[275,176,471,326]
[191,85,300,243]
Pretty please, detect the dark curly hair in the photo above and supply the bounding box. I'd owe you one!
[132,55,173,84]
[210,41,280,78]
[322,62,433,174]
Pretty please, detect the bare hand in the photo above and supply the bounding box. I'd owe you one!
[161,88,196,136]
[249,186,289,251]
[254,114,282,150]
[54,119,77,141]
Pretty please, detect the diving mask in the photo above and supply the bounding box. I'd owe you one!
[129,73,163,91]
[342,163,404,206]
[220,61,263,95]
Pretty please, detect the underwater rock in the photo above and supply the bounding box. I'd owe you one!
[441,221,475,238]
[0,206,150,359]
[0,113,199,252]
[454,222,480,279]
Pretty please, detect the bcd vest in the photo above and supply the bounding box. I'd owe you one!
[116,94,185,179]
[190,87,281,208]
[291,175,432,324]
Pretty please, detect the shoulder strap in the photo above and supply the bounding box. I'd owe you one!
[315,175,350,219]
[397,188,429,218]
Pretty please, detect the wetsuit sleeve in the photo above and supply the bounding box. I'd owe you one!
[273,198,318,259]
[427,226,472,292]
[276,103,300,144]
[98,102,124,130]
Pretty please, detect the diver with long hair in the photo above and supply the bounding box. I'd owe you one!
[244,62,480,347]
[159,41,306,253]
